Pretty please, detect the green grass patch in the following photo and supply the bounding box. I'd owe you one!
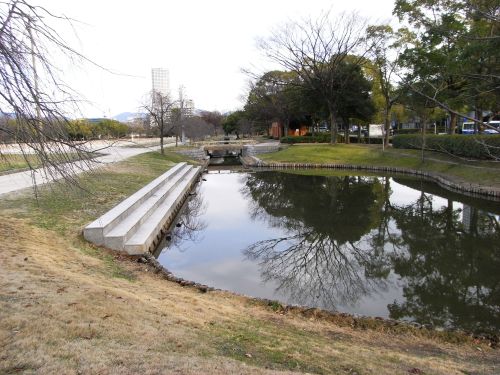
[208,319,333,374]
[259,144,500,187]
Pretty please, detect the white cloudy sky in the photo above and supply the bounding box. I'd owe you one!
[41,0,396,117]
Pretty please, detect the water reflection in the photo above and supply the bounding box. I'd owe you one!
[387,194,500,333]
[157,171,500,333]
[242,174,390,309]
[154,192,208,254]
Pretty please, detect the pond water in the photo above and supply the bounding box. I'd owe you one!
[155,170,500,334]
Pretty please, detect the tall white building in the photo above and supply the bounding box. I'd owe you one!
[151,68,170,96]
[182,99,195,118]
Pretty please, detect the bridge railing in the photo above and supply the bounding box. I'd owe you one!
[191,139,256,147]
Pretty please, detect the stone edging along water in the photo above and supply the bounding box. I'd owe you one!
[241,156,500,201]
[135,253,498,347]
[129,159,498,346]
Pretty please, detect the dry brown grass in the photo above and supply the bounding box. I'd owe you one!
[1,218,498,375]
[0,218,297,374]
[0,152,498,374]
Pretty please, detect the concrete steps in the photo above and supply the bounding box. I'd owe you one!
[83,163,201,254]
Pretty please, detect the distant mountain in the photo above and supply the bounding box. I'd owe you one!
[193,109,208,117]
[0,112,16,119]
[112,112,146,123]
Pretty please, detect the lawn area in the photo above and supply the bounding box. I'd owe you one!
[0,152,94,174]
[260,144,500,188]
[0,151,498,374]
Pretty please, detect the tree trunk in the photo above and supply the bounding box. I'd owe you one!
[329,106,337,145]
[474,108,482,134]
[383,101,391,149]
[449,111,457,134]
[284,118,289,138]
[160,122,164,155]
[421,119,426,163]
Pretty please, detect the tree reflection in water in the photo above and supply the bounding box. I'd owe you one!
[387,185,500,333]
[242,172,500,332]
[155,192,208,254]
[241,172,392,310]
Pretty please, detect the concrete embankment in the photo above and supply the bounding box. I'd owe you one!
[84,162,202,254]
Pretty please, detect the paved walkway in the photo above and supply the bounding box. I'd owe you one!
[0,143,166,196]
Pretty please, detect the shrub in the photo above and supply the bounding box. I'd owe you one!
[280,134,333,143]
[280,134,387,144]
[393,134,500,159]
[281,134,350,143]
[348,136,383,144]
[393,128,420,135]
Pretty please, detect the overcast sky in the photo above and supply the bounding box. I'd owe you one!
[42,0,396,117]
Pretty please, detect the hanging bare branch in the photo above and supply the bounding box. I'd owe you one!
[0,0,105,194]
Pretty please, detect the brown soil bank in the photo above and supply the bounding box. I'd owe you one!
[0,152,498,375]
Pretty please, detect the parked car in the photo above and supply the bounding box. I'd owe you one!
[461,121,500,135]
[461,122,475,135]
[349,125,360,133]
[483,120,500,135]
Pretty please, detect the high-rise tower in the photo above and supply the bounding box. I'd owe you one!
[151,68,170,96]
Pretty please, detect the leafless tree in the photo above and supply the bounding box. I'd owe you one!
[259,11,370,144]
[142,91,176,154]
[0,0,102,193]
[237,118,255,137]
[183,116,212,141]
[200,110,223,137]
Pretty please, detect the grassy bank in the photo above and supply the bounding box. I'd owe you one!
[0,151,498,374]
[259,144,500,188]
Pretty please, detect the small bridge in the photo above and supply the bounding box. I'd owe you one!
[200,140,255,158]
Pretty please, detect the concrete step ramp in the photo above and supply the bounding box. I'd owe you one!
[83,162,201,254]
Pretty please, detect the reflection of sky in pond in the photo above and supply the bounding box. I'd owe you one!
[157,171,500,332]
[158,173,285,300]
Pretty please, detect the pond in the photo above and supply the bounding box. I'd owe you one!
[155,169,500,334]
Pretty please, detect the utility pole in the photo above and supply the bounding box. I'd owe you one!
[179,86,185,143]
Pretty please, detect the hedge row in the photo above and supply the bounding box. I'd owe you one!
[393,128,421,135]
[280,134,385,144]
[280,134,333,143]
[393,134,500,159]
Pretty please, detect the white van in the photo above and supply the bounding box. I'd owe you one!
[461,122,475,134]
[483,120,500,135]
